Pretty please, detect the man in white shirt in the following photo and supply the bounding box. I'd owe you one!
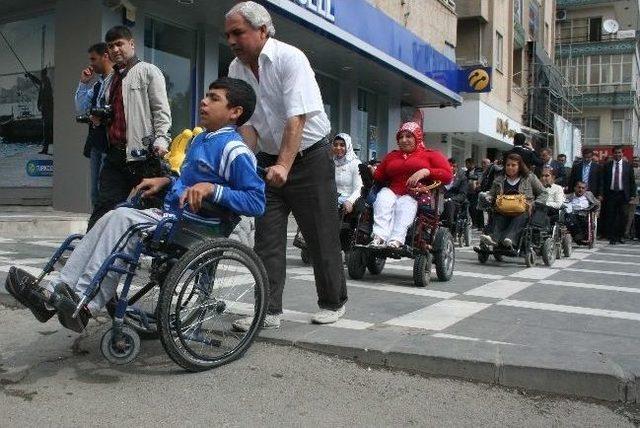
[225,2,347,331]
[565,181,600,243]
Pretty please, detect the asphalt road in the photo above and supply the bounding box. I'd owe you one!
[1,306,638,427]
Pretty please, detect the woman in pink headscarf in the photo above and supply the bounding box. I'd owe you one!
[370,122,453,248]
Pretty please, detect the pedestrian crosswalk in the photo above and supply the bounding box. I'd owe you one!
[2,235,640,352]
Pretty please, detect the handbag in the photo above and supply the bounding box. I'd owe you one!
[495,193,527,216]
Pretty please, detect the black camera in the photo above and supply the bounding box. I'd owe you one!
[75,105,113,124]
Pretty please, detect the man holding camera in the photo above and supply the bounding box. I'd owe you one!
[75,43,113,209]
[87,26,172,229]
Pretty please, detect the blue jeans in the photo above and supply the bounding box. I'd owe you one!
[90,148,106,208]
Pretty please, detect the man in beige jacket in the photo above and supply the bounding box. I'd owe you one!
[87,25,172,229]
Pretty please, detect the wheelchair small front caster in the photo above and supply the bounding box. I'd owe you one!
[101,325,141,365]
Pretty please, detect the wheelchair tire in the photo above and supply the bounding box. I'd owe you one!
[562,234,572,257]
[100,325,141,365]
[464,225,471,247]
[434,230,455,282]
[366,255,386,275]
[477,252,489,264]
[525,248,536,267]
[541,238,556,267]
[300,248,311,265]
[157,238,267,372]
[347,248,367,280]
[413,253,432,287]
[494,254,504,262]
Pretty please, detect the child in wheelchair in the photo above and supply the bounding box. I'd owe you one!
[564,180,600,244]
[5,77,266,333]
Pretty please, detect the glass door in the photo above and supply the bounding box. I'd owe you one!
[144,18,197,135]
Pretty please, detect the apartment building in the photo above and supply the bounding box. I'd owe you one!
[425,0,557,162]
[556,0,640,155]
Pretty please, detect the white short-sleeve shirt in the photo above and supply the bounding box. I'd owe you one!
[228,38,331,155]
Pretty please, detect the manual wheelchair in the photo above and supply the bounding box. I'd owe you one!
[347,171,455,288]
[443,199,472,248]
[474,202,560,267]
[15,198,268,372]
[564,205,598,250]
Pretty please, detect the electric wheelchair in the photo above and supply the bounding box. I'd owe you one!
[11,196,268,372]
[564,205,598,250]
[474,202,559,267]
[347,165,455,287]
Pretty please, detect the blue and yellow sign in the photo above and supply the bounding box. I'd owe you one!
[26,159,53,177]
[459,67,492,93]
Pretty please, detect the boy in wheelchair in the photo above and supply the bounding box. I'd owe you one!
[5,77,266,333]
[564,181,600,244]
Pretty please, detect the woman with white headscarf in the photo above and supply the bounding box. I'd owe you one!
[332,133,362,214]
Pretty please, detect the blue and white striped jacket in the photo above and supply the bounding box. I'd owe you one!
[163,125,265,217]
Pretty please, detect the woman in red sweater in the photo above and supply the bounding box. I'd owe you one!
[371,122,453,247]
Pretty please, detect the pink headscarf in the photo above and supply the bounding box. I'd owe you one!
[396,122,425,150]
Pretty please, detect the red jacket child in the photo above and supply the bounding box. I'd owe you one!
[374,122,453,195]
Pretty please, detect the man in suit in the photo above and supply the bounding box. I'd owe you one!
[565,181,600,244]
[568,148,602,198]
[503,132,544,170]
[556,154,571,188]
[537,148,566,182]
[602,146,637,244]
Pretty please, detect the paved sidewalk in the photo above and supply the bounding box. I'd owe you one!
[3,225,640,402]
[0,206,88,238]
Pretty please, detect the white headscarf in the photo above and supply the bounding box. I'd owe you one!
[333,133,358,166]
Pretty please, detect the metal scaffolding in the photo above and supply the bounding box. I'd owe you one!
[523,41,583,148]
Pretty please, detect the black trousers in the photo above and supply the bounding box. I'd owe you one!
[87,146,143,230]
[604,190,627,241]
[491,212,528,244]
[255,141,348,315]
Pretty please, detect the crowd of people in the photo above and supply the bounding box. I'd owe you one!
[5,1,640,339]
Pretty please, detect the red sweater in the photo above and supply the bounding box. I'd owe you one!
[374,148,453,195]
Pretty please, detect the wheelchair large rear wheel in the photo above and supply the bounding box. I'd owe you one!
[541,238,556,267]
[157,239,267,372]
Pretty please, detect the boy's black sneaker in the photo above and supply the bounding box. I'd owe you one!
[4,266,56,323]
[51,283,90,333]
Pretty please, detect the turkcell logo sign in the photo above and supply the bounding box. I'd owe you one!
[26,159,53,177]
[290,0,335,22]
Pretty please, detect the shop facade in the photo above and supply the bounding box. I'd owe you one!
[0,0,462,212]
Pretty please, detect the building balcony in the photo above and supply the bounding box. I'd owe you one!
[555,38,636,58]
[573,90,636,108]
[557,0,625,8]
[455,0,489,22]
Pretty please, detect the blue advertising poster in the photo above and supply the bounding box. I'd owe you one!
[0,14,55,189]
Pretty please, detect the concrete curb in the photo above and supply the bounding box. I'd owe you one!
[0,215,88,238]
[258,327,640,403]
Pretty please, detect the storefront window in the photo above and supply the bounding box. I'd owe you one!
[316,73,339,137]
[355,89,378,162]
[144,18,197,135]
[0,14,55,192]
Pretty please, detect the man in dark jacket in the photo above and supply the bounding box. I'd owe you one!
[602,146,637,244]
[536,148,566,183]
[442,158,468,228]
[568,147,602,197]
[502,132,544,170]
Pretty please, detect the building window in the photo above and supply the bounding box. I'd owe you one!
[495,32,504,72]
[612,109,632,144]
[557,54,633,93]
[574,117,600,145]
[557,17,604,44]
[512,48,523,87]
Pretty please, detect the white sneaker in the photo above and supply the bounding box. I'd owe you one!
[369,236,385,247]
[502,238,513,249]
[311,306,346,324]
[480,235,496,246]
[232,314,281,332]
